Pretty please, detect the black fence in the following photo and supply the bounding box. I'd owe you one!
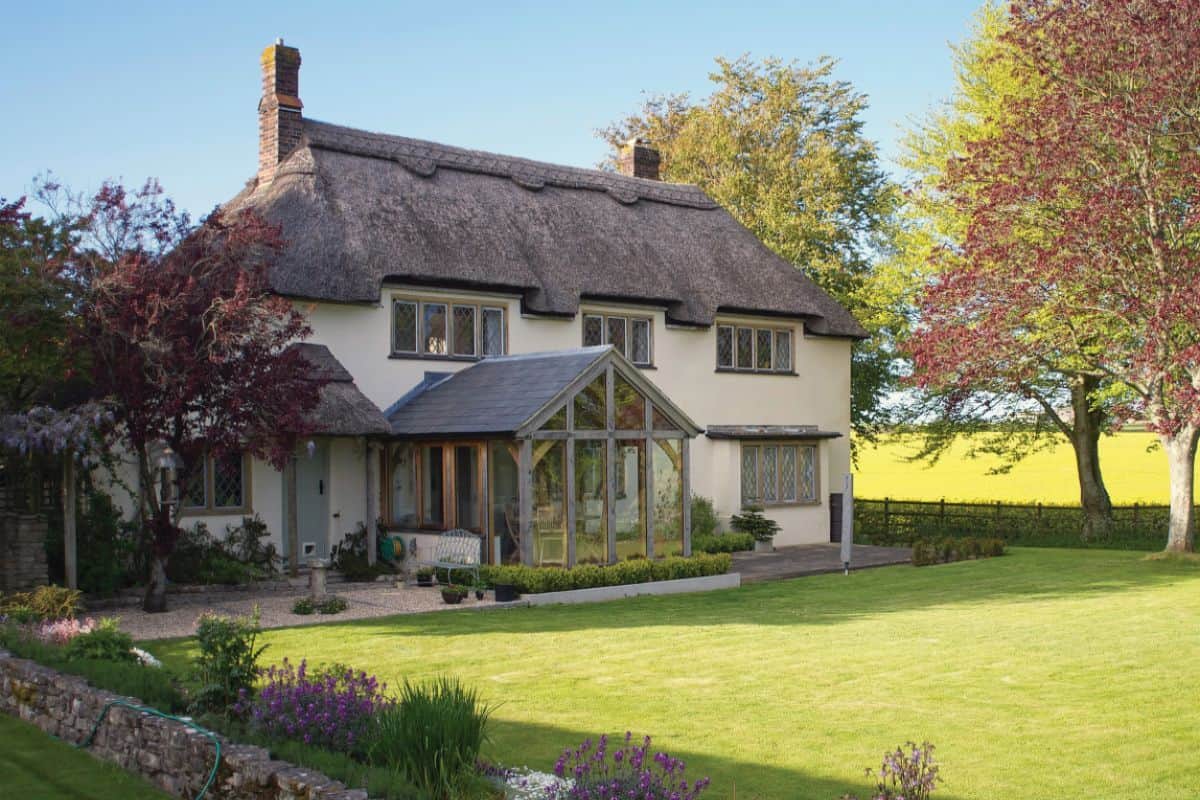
[855,497,1182,551]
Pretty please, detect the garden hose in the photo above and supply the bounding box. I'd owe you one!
[78,699,221,800]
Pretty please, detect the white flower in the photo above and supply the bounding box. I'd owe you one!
[132,647,162,668]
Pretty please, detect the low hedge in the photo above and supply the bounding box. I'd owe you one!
[692,532,755,554]
[912,536,1005,567]
[480,553,733,595]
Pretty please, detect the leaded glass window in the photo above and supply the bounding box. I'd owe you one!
[716,326,734,368]
[762,445,778,503]
[181,452,247,512]
[607,317,628,358]
[393,300,418,354]
[422,303,447,355]
[583,315,604,347]
[452,305,476,356]
[631,319,651,365]
[736,328,754,369]
[780,445,798,502]
[182,463,207,509]
[482,307,505,356]
[740,445,759,505]
[798,445,817,502]
[213,454,245,508]
[774,330,792,372]
[756,329,773,370]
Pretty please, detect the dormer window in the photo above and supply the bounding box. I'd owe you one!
[392,296,506,360]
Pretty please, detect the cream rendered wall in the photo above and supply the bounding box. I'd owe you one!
[300,286,852,549]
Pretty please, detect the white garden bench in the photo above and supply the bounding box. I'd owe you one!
[418,529,482,585]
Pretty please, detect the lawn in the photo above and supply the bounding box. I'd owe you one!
[0,713,168,799]
[148,550,1200,800]
[854,430,1199,504]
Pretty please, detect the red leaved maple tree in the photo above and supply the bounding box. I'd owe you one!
[907,0,1200,551]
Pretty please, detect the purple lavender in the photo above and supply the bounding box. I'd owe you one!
[234,658,391,754]
[547,732,711,800]
[841,741,941,800]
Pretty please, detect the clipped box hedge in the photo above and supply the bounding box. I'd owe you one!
[479,553,733,595]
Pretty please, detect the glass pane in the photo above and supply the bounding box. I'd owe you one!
[454,446,481,531]
[532,441,566,566]
[613,373,645,431]
[631,319,651,365]
[541,405,567,431]
[799,445,817,501]
[606,316,628,358]
[489,443,521,564]
[182,460,207,508]
[421,445,444,526]
[393,301,417,353]
[452,305,476,356]
[583,315,604,347]
[716,326,734,368]
[574,440,607,565]
[736,328,754,369]
[652,440,684,558]
[391,443,418,526]
[615,441,646,560]
[423,303,447,355]
[213,454,244,508]
[762,445,778,503]
[652,406,678,431]
[573,373,606,430]
[756,329,773,370]
[780,445,798,503]
[482,307,505,356]
[774,330,791,372]
[741,445,759,506]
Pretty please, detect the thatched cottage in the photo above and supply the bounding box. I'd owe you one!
[130,40,866,569]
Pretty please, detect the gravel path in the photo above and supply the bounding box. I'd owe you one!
[107,583,514,642]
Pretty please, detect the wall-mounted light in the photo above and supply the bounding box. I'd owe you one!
[306,440,317,459]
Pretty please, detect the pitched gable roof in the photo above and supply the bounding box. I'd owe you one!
[227,119,867,338]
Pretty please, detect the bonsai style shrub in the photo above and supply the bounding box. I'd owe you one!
[731,507,781,543]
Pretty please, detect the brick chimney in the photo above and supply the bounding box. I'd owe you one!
[617,137,661,180]
[258,38,303,185]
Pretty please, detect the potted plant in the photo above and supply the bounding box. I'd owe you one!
[415,567,434,587]
[493,581,519,602]
[440,584,468,605]
[731,507,781,553]
[471,577,488,601]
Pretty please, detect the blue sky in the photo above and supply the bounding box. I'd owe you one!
[1,1,981,218]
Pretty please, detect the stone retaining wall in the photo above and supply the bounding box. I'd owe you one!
[0,650,367,799]
[0,512,48,592]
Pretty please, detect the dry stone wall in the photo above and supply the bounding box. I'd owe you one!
[0,650,367,799]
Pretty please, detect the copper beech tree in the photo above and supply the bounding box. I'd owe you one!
[80,182,321,611]
[907,0,1200,551]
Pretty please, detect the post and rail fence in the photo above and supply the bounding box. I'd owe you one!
[855,497,1190,550]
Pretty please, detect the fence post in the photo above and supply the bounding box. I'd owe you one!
[884,497,890,536]
[1133,502,1139,524]
[940,498,946,521]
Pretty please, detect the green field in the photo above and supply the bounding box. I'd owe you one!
[149,550,1200,800]
[0,713,168,799]
[853,431,1199,504]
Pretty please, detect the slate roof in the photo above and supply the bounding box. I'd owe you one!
[388,348,610,437]
[704,425,842,440]
[225,119,867,337]
[291,343,391,436]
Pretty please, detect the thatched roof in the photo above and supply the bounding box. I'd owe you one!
[291,343,390,436]
[227,120,866,337]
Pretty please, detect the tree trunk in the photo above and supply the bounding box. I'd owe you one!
[143,552,169,613]
[1069,376,1113,538]
[1161,427,1198,553]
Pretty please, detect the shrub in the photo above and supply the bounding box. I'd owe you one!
[224,515,280,575]
[31,616,97,645]
[690,495,720,538]
[730,507,781,542]
[981,537,1006,557]
[547,732,710,800]
[366,676,493,800]
[191,610,267,713]
[64,618,136,662]
[332,523,393,582]
[46,490,138,595]
[0,585,83,620]
[167,521,276,586]
[959,537,981,559]
[840,741,941,800]
[912,539,939,567]
[292,597,315,615]
[236,659,390,754]
[318,596,349,614]
[693,532,755,553]
[480,553,731,594]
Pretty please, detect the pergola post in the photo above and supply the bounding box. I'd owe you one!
[62,456,77,590]
[364,438,376,566]
[681,437,692,557]
[604,364,616,564]
[644,401,655,559]
[519,438,533,566]
[286,455,299,577]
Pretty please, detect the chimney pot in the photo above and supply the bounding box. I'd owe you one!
[617,136,661,181]
[258,40,303,186]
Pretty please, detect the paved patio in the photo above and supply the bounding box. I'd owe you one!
[732,543,912,583]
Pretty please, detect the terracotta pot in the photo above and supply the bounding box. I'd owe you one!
[441,589,465,605]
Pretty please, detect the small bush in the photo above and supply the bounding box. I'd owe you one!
[912,539,939,566]
[691,495,720,538]
[693,532,755,553]
[236,658,390,754]
[318,595,349,614]
[730,507,781,543]
[0,585,83,620]
[292,597,315,615]
[191,610,267,713]
[365,676,493,800]
[64,618,136,662]
[841,740,941,800]
[548,732,710,800]
[912,536,1005,567]
[332,523,394,582]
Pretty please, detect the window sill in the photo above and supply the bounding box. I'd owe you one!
[179,506,252,517]
[741,501,821,509]
[715,367,798,376]
[389,352,502,363]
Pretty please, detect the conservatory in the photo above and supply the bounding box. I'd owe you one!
[383,346,702,567]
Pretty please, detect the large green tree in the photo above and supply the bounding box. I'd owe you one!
[898,3,1116,535]
[600,56,904,448]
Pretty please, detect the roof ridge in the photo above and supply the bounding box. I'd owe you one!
[301,119,720,210]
